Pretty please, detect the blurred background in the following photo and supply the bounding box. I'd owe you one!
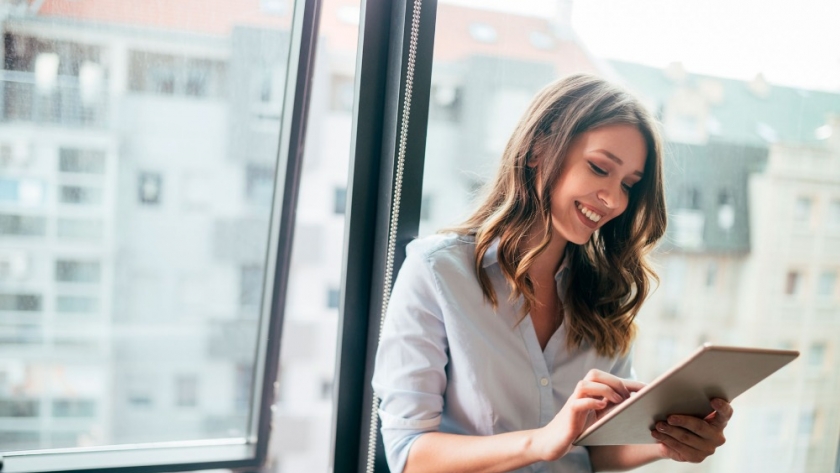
[0,0,837,472]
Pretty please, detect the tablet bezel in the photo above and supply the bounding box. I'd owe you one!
[573,344,799,446]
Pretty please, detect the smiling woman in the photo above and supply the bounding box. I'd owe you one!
[370,74,733,473]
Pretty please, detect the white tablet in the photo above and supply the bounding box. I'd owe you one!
[573,343,799,446]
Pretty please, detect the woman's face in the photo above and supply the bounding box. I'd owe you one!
[548,124,647,245]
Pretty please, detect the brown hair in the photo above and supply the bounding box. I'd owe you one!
[450,73,667,358]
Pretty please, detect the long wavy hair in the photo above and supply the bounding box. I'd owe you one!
[450,73,667,358]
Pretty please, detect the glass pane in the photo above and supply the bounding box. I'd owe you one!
[418,1,839,472]
[0,0,294,455]
[265,0,359,471]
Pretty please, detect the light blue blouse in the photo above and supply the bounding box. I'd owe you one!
[372,233,634,473]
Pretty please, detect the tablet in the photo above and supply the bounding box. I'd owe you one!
[573,343,799,446]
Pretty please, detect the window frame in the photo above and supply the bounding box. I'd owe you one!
[330,0,437,471]
[0,0,322,471]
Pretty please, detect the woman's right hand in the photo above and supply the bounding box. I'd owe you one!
[531,369,646,462]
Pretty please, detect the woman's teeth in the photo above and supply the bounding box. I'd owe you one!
[577,203,602,223]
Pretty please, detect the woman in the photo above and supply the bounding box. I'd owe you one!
[372,74,731,473]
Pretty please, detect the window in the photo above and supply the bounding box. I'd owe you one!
[326,287,340,309]
[0,293,42,311]
[0,178,46,206]
[0,214,46,236]
[59,185,103,205]
[2,1,837,472]
[175,375,198,408]
[333,186,346,214]
[128,51,226,99]
[817,271,837,297]
[705,260,718,288]
[785,271,802,296]
[53,399,96,418]
[59,149,106,174]
[808,342,826,369]
[246,164,275,206]
[55,260,101,283]
[240,265,264,308]
[794,196,812,221]
[56,295,99,313]
[137,172,162,205]
[830,199,840,226]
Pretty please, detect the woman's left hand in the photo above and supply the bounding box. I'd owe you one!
[650,398,733,463]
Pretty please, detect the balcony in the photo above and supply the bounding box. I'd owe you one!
[1,70,108,128]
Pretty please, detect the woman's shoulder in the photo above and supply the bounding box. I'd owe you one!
[406,232,477,269]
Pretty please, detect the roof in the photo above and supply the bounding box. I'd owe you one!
[611,60,840,147]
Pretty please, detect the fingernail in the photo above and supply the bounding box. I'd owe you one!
[712,399,723,408]
[668,416,681,425]
[657,423,667,432]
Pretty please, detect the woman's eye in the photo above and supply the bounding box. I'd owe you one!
[621,182,633,193]
[588,162,607,175]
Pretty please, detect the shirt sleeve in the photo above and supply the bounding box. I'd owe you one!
[371,241,449,473]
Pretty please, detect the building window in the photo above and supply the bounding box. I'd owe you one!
[528,31,555,50]
[246,164,275,206]
[333,187,346,215]
[56,295,99,313]
[429,85,461,122]
[59,185,103,205]
[0,178,46,206]
[327,287,340,309]
[0,293,42,311]
[681,186,702,210]
[808,342,826,369]
[138,172,163,205]
[794,196,812,221]
[785,271,802,296]
[705,261,718,288]
[0,399,39,417]
[240,266,264,308]
[55,260,101,283]
[717,189,735,230]
[798,410,816,437]
[128,51,226,98]
[0,214,46,237]
[817,271,837,297]
[59,148,106,174]
[52,399,96,418]
[469,23,498,43]
[0,250,29,280]
[175,375,198,408]
[420,195,433,221]
[829,199,840,226]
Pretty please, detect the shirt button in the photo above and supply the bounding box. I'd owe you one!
[540,377,549,386]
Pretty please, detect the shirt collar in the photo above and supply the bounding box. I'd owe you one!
[481,238,571,282]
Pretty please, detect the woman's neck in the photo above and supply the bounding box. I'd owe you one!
[525,226,567,284]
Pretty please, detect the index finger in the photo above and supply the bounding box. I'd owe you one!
[585,370,644,400]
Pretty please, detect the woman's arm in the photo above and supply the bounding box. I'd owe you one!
[402,370,645,473]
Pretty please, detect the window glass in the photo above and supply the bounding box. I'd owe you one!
[419,1,840,472]
[0,0,307,464]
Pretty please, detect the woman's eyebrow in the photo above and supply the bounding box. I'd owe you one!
[593,149,644,177]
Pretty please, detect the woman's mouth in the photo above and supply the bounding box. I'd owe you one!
[576,201,602,228]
